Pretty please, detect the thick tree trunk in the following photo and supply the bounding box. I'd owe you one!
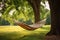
[47,0,60,35]
[45,0,60,40]
[27,0,41,23]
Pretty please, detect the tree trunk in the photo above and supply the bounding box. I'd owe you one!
[45,0,60,40]
[27,0,41,23]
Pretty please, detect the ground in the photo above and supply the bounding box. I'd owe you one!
[0,25,50,40]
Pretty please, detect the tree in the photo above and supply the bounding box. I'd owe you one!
[27,0,41,23]
[45,0,60,40]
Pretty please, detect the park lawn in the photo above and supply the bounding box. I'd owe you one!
[0,25,50,40]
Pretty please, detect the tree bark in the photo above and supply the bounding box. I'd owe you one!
[27,0,41,23]
[47,0,60,35]
[45,0,60,40]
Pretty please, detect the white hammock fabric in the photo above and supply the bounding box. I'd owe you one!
[13,19,46,30]
[29,19,46,28]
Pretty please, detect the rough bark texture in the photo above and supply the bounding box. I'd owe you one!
[45,0,60,40]
[27,0,41,23]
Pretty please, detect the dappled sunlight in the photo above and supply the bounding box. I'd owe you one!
[0,25,50,33]
[0,26,22,32]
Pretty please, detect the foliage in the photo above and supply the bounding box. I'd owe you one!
[0,0,50,25]
[0,17,10,25]
[40,1,50,20]
[46,14,51,25]
[0,0,34,25]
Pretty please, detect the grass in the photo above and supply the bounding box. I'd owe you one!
[0,25,50,40]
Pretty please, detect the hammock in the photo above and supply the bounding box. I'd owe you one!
[13,19,46,30]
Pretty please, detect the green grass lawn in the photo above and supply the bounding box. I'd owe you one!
[0,25,50,40]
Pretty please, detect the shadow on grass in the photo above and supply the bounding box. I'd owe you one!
[0,31,48,40]
[19,33,46,40]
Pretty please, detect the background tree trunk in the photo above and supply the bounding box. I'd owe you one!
[45,0,60,40]
[27,0,41,23]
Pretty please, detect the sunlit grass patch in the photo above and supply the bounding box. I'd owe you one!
[0,25,50,40]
